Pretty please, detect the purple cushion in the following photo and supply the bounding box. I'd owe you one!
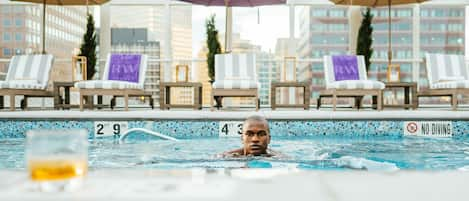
[108,54,141,83]
[332,55,359,81]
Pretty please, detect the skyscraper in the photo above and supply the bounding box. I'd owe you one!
[0,3,87,83]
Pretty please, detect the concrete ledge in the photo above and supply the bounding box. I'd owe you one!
[0,169,468,201]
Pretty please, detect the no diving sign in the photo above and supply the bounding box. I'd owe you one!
[404,121,453,137]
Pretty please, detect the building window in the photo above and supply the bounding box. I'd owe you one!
[312,9,327,17]
[15,33,22,41]
[329,10,345,17]
[3,48,11,56]
[3,19,11,27]
[15,19,23,27]
[3,33,11,41]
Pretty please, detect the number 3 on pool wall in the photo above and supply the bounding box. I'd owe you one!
[94,121,129,138]
[219,121,243,137]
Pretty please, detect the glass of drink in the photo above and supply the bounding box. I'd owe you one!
[25,129,88,192]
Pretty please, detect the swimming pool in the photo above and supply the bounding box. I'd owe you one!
[2,135,469,171]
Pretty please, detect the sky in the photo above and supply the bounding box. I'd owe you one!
[191,5,291,57]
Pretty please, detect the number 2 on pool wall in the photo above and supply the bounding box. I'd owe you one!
[96,124,104,135]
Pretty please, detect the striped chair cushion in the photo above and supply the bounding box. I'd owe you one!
[213,53,258,89]
[0,81,44,89]
[3,54,53,90]
[328,80,385,90]
[425,53,468,88]
[74,80,142,89]
[431,80,469,89]
[76,54,148,90]
[212,80,259,89]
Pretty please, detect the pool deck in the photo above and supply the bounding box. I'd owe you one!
[1,169,468,201]
[1,109,469,120]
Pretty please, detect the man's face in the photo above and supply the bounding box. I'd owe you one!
[242,120,270,156]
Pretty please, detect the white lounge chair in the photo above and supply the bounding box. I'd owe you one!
[212,53,260,111]
[418,53,469,110]
[0,54,54,111]
[74,53,152,111]
[318,55,384,111]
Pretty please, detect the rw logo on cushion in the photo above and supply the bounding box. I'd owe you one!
[108,54,141,83]
[332,55,359,81]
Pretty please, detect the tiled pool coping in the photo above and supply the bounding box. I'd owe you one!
[0,110,468,139]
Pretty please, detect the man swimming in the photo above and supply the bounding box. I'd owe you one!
[223,115,278,157]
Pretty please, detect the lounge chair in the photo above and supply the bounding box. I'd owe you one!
[418,53,469,110]
[0,54,54,111]
[318,55,384,111]
[211,53,260,111]
[74,53,152,111]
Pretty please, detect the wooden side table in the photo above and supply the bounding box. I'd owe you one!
[53,81,75,110]
[384,82,417,110]
[160,82,203,110]
[271,81,310,110]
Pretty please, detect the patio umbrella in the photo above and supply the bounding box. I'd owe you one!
[330,0,428,65]
[11,0,110,53]
[178,0,286,52]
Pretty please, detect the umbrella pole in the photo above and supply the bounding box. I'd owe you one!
[387,0,392,66]
[225,5,228,53]
[42,0,46,54]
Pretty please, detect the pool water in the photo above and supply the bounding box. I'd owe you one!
[1,136,469,171]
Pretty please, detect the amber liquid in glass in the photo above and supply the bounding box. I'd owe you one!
[28,159,88,181]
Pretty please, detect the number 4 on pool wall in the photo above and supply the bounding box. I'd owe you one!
[219,121,243,137]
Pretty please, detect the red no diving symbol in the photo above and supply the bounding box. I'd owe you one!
[407,122,418,133]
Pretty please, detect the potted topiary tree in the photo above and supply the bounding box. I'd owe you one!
[205,14,222,108]
[79,14,98,106]
[79,14,97,80]
[356,8,374,73]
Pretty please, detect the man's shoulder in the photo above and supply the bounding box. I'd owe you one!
[219,148,244,158]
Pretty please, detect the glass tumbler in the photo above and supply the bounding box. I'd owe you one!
[25,129,88,192]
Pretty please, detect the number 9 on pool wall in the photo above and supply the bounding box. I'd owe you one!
[219,121,243,137]
[94,121,129,138]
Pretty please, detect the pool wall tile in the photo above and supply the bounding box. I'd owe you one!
[0,120,468,139]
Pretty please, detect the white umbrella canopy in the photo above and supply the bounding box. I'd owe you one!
[10,0,110,53]
[330,0,429,65]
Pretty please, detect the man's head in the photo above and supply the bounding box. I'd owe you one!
[242,115,270,156]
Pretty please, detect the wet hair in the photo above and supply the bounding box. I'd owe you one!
[244,115,270,134]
